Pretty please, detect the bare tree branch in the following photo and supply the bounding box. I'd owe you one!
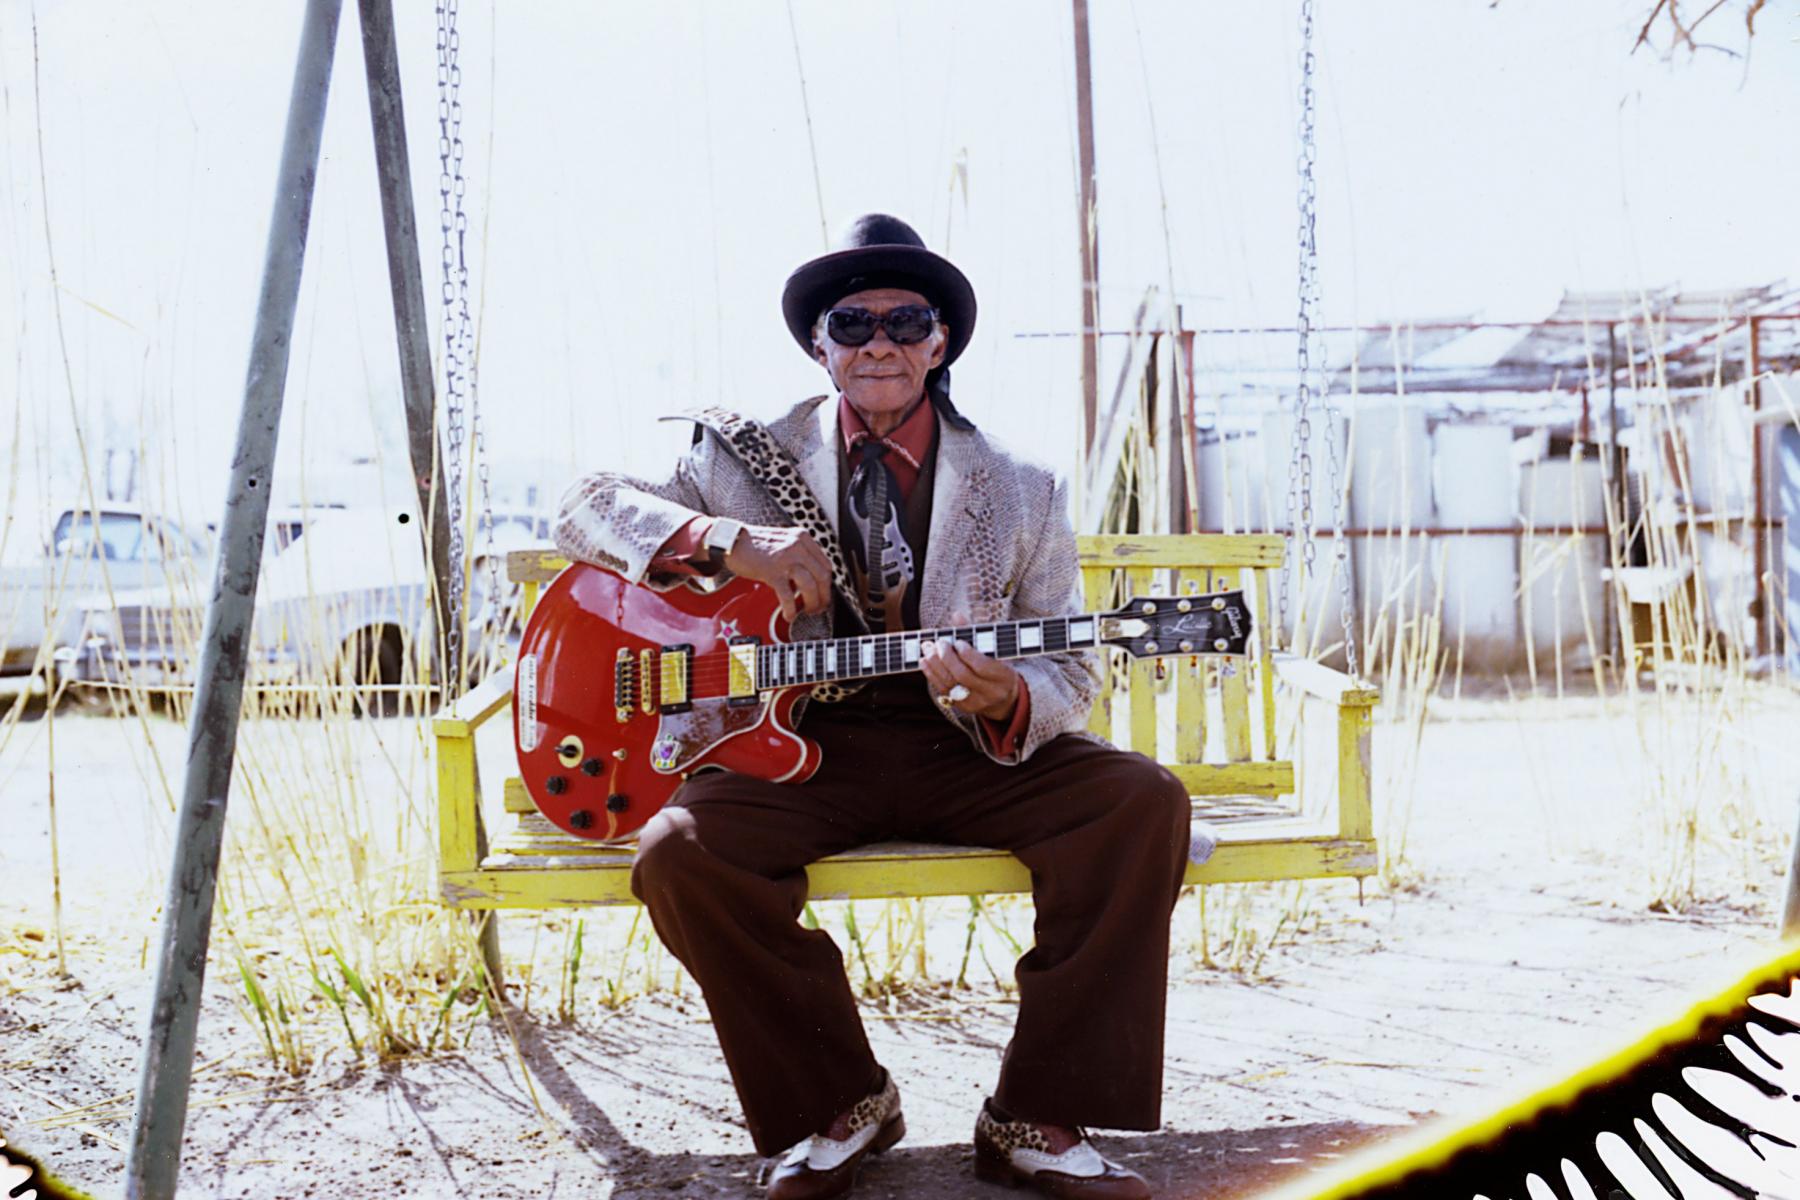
[1632,0,1670,53]
[1633,0,1759,61]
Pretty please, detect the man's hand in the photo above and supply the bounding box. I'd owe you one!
[921,631,1021,722]
[720,523,834,623]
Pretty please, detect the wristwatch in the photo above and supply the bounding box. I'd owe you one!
[702,518,746,571]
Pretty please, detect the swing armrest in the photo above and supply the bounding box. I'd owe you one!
[1272,653,1379,708]
[432,668,514,739]
[436,669,513,879]
[1271,653,1376,841]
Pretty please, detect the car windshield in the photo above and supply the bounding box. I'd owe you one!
[52,510,212,563]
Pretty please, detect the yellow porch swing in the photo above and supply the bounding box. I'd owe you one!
[430,2,1377,918]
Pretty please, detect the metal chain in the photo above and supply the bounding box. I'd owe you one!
[1280,0,1359,678]
[1279,0,1318,655]
[436,0,470,691]
[470,344,502,674]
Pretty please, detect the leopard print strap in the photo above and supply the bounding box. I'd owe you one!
[689,406,867,704]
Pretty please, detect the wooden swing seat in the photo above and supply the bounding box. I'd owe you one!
[434,533,1377,910]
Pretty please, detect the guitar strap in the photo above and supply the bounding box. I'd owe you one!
[683,405,868,702]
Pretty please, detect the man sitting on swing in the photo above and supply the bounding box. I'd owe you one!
[554,214,1190,1200]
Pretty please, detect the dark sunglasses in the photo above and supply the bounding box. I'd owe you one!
[824,305,939,347]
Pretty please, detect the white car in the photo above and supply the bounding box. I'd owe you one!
[59,505,546,705]
[1,503,212,686]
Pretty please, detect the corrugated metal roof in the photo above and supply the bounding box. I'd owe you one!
[1337,283,1800,394]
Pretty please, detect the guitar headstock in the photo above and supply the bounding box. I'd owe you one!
[1097,590,1254,658]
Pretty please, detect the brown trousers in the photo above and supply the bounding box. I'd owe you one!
[631,684,1191,1156]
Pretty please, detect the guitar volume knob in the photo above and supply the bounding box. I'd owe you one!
[581,758,603,776]
[606,794,629,813]
[568,809,594,830]
[544,775,568,795]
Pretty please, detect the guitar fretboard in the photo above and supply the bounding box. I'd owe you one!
[755,613,1102,691]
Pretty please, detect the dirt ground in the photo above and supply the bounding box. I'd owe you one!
[4,683,1798,1199]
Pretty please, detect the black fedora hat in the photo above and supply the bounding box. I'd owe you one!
[781,214,976,366]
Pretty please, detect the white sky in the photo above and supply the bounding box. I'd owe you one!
[1,0,1795,557]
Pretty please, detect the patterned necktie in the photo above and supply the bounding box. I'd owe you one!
[845,440,915,632]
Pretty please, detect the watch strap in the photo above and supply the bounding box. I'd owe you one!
[703,517,745,568]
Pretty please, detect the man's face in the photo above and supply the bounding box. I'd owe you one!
[812,287,948,427]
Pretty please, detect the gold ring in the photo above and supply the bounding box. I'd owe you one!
[936,692,956,710]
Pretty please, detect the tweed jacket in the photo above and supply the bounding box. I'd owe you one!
[552,395,1100,765]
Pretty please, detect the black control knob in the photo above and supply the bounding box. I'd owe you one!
[544,775,568,796]
[606,793,628,813]
[580,758,603,776]
[568,809,594,830]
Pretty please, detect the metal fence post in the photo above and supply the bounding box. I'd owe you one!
[125,0,344,1194]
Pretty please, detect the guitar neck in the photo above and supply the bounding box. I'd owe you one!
[755,613,1104,692]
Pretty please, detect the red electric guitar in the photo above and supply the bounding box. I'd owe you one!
[512,562,1254,842]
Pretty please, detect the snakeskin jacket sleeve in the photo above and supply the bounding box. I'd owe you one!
[963,469,1102,766]
[553,431,747,583]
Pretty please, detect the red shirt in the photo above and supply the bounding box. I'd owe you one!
[835,394,935,491]
[652,398,1031,754]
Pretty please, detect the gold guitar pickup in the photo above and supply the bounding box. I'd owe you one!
[658,644,693,713]
[727,639,759,704]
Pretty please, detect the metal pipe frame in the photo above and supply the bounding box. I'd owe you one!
[126,0,344,1195]
[357,0,453,693]
[354,0,502,986]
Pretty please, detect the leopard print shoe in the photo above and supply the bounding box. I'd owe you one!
[763,1070,905,1200]
[973,1100,1150,1199]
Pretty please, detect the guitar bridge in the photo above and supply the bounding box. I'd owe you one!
[614,648,634,723]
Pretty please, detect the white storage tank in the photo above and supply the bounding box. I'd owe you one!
[1517,454,1608,674]
[1349,404,1440,673]
[1433,424,1521,672]
[1196,425,1273,535]
[1261,409,1355,664]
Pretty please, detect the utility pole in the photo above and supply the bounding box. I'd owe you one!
[126,1,343,1194]
[1072,0,1100,460]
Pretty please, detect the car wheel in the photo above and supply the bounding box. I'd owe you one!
[337,627,404,716]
